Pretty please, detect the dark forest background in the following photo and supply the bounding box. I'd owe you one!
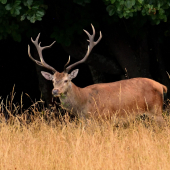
[0,0,170,109]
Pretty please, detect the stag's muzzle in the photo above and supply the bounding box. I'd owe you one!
[52,89,60,97]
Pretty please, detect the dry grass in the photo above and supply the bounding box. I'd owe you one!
[0,94,170,169]
[1,117,170,169]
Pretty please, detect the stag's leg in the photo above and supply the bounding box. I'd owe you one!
[147,104,166,127]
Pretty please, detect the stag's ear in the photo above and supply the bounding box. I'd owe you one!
[69,69,79,80]
[41,71,53,81]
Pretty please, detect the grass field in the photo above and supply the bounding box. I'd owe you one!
[0,97,170,170]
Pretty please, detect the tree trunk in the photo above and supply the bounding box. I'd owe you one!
[106,32,152,79]
[88,65,106,83]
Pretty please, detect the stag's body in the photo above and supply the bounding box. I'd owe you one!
[28,24,167,122]
[57,75,167,119]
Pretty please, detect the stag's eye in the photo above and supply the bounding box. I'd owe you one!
[64,80,68,83]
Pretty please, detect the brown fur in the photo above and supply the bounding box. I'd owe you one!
[54,72,66,80]
[56,76,167,121]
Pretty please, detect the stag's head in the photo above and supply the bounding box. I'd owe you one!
[41,70,79,97]
[28,24,102,97]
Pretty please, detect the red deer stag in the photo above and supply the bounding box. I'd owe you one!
[28,24,167,122]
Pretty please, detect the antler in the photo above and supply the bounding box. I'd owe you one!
[64,24,102,73]
[28,33,57,73]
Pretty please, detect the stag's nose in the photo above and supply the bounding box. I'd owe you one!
[52,89,60,97]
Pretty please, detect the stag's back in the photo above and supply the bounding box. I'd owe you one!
[83,78,166,118]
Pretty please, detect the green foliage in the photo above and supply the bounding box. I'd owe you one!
[21,0,47,23]
[0,0,7,4]
[0,0,170,44]
[0,0,46,41]
[105,0,170,24]
[73,0,91,6]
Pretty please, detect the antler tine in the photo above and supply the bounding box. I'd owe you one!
[65,24,102,73]
[64,56,71,72]
[28,45,44,67]
[28,33,57,73]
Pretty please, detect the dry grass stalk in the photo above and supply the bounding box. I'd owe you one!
[0,93,170,170]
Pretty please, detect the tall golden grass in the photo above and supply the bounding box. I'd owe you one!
[0,93,170,170]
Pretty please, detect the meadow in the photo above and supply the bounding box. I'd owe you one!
[0,94,170,170]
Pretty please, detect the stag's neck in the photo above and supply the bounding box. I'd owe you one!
[59,83,87,113]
